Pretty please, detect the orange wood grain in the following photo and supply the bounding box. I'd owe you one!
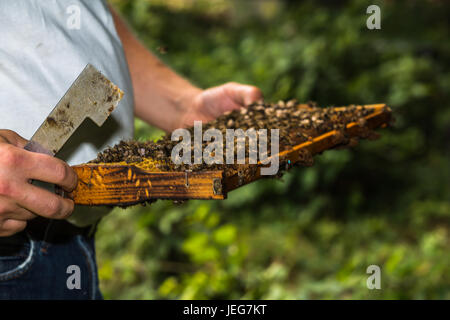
[69,166,224,206]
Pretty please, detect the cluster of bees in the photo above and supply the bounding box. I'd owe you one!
[202,100,375,151]
[91,100,376,175]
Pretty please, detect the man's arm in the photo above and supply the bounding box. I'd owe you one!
[110,8,262,132]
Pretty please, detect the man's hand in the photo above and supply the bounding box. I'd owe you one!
[178,82,263,128]
[0,130,77,237]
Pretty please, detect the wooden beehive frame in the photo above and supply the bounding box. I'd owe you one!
[68,104,391,206]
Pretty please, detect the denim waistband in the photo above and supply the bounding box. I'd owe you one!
[0,218,96,248]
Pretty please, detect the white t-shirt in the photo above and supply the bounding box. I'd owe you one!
[0,0,135,226]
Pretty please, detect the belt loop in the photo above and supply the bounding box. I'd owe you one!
[87,220,99,238]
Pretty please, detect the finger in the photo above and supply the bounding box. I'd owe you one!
[20,151,78,191]
[224,83,263,107]
[201,87,242,117]
[0,219,27,237]
[0,196,37,221]
[242,86,263,106]
[14,183,74,219]
[7,206,37,221]
[0,129,28,148]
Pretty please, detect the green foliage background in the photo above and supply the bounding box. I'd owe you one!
[97,0,450,299]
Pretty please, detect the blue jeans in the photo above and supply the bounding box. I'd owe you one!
[0,230,102,300]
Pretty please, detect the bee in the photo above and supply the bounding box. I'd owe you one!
[348,137,359,147]
[300,119,310,127]
[156,45,168,54]
[286,99,297,108]
[357,117,367,127]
